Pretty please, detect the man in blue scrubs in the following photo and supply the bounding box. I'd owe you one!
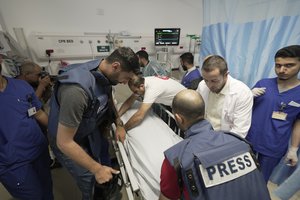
[0,57,53,199]
[179,52,202,90]
[246,45,300,182]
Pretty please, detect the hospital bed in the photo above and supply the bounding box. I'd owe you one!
[110,103,182,200]
[110,124,142,200]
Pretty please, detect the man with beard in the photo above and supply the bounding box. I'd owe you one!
[47,47,140,200]
[246,45,300,182]
[136,50,168,77]
[196,55,253,138]
[179,52,202,89]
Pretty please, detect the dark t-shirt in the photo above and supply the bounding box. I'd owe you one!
[57,84,88,128]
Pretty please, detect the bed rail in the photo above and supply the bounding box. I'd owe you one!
[110,103,182,199]
[110,124,142,200]
[152,103,183,137]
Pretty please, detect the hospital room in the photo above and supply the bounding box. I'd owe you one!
[0,0,300,199]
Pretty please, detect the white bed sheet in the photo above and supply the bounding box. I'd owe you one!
[121,103,182,200]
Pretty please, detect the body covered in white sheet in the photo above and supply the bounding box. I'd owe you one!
[120,102,182,199]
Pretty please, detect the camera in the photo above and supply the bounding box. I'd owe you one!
[39,71,57,81]
[39,71,49,78]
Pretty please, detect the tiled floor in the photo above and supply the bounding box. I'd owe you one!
[268,182,300,200]
[0,167,79,200]
[1,168,299,200]
[0,156,129,200]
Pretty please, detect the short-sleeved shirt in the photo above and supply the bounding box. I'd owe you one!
[160,158,190,199]
[0,77,46,174]
[57,84,89,128]
[246,78,300,158]
[143,76,186,106]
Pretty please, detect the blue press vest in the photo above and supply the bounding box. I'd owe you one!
[48,60,111,158]
[164,120,270,200]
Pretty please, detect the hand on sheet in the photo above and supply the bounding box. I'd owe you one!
[115,126,126,143]
[285,147,299,166]
[252,87,266,97]
[94,165,120,184]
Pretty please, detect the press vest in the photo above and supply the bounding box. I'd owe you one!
[48,60,112,158]
[164,120,270,200]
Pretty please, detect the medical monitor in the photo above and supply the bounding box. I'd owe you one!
[154,28,180,46]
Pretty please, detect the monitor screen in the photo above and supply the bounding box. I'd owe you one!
[154,28,180,46]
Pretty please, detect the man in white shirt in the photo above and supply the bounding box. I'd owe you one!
[196,55,253,138]
[118,75,185,141]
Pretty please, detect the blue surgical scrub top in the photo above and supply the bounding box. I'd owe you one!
[0,77,47,175]
[181,68,201,88]
[246,78,300,158]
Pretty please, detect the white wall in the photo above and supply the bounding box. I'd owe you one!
[0,0,202,37]
[0,0,203,72]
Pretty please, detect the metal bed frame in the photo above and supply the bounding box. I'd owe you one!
[109,103,181,200]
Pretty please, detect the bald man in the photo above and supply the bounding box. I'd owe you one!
[16,61,52,102]
[159,90,270,200]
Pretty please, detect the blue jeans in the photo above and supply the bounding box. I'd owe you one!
[49,138,94,200]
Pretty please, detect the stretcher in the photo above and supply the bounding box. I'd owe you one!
[110,103,182,200]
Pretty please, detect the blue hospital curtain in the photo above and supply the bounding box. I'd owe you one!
[200,0,300,87]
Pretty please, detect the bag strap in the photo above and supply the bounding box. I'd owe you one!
[173,157,184,199]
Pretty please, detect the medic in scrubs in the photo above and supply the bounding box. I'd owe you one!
[0,56,53,200]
